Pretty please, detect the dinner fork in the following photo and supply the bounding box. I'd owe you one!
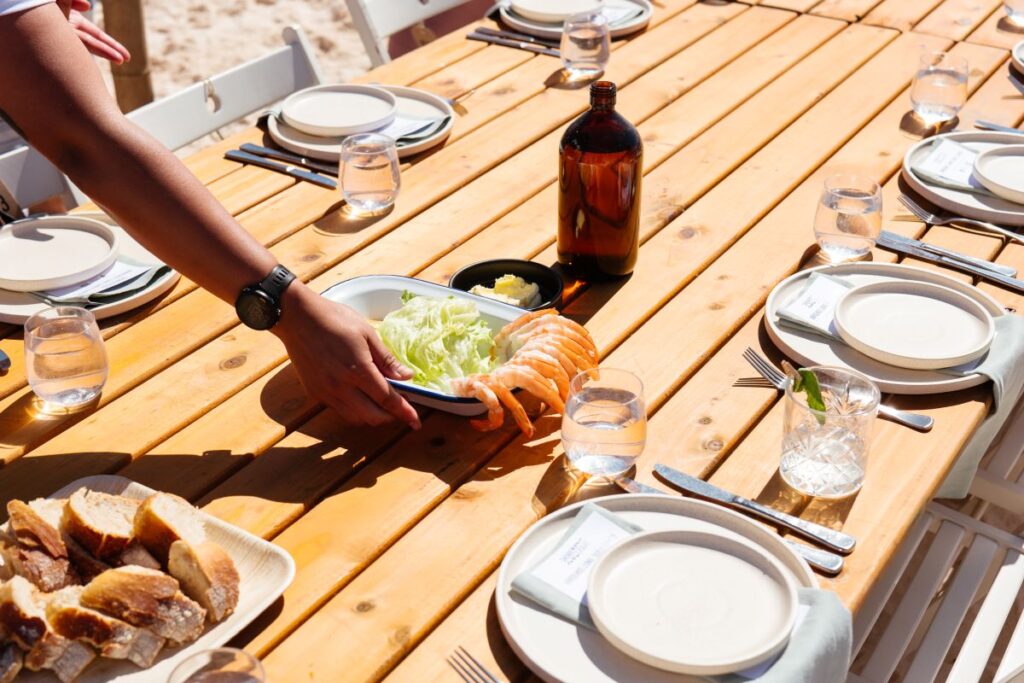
[448,646,504,683]
[741,348,934,432]
[899,194,1024,246]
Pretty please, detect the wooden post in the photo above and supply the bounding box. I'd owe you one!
[102,0,154,112]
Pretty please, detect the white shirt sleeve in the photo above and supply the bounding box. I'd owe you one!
[0,0,54,17]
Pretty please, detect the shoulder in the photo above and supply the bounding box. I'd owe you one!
[0,0,55,18]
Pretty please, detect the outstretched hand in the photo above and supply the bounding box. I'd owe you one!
[58,0,131,64]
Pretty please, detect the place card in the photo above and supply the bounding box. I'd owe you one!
[378,115,446,141]
[914,138,986,192]
[776,273,853,340]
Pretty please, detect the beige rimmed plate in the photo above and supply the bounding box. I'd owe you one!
[974,144,1024,205]
[0,215,118,292]
[589,530,798,675]
[17,475,295,683]
[1012,41,1024,75]
[281,84,397,137]
[499,0,651,39]
[509,0,603,23]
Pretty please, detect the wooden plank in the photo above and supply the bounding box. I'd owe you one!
[914,0,1005,40]
[862,0,945,31]
[760,0,822,14]
[811,0,885,21]
[965,7,1024,48]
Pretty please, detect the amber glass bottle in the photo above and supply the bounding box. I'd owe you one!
[557,81,642,281]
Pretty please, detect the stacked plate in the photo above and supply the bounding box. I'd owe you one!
[267,84,455,162]
[0,213,178,324]
[499,0,652,40]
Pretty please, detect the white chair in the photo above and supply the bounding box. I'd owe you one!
[345,0,472,67]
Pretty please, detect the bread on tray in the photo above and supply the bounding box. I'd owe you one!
[4,501,80,593]
[63,490,141,562]
[0,640,22,683]
[168,540,239,623]
[133,492,207,565]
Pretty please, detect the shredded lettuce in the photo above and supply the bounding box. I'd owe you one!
[378,292,496,391]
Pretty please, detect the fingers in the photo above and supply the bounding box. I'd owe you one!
[366,331,413,381]
[70,13,131,63]
[354,360,421,430]
[70,0,91,11]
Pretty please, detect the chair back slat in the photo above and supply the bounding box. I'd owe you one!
[345,0,470,66]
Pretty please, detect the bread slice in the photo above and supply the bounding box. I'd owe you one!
[24,498,110,582]
[46,586,165,668]
[7,500,65,558]
[4,501,79,592]
[80,566,206,646]
[0,641,22,683]
[168,540,239,623]
[117,542,161,571]
[133,493,206,565]
[63,490,140,561]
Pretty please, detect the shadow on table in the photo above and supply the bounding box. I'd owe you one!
[899,111,958,139]
[997,17,1024,34]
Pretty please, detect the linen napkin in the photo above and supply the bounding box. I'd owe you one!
[259,110,450,148]
[31,263,170,308]
[510,503,852,681]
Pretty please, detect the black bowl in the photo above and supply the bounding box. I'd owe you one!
[449,259,563,311]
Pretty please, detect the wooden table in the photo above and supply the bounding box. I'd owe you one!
[2,2,1023,680]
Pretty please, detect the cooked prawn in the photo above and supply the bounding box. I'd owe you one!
[450,376,504,431]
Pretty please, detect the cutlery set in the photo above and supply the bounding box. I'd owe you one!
[467,27,561,57]
[224,148,337,189]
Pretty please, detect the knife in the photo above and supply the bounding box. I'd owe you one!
[475,26,560,48]
[467,31,560,58]
[879,231,1018,278]
[653,464,857,555]
[239,143,339,177]
[615,477,844,575]
[224,150,337,190]
[875,235,1024,295]
[974,120,1024,136]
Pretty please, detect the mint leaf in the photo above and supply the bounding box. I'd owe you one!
[783,361,826,425]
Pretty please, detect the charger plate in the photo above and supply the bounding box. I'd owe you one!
[0,215,118,292]
[499,0,651,40]
[496,494,814,683]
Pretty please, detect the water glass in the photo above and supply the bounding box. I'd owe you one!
[340,133,400,215]
[25,307,108,414]
[168,648,266,683]
[780,366,880,499]
[910,51,969,127]
[813,173,882,263]
[560,11,611,79]
[562,368,646,478]
[1007,0,1024,26]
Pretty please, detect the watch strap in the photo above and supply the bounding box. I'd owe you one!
[258,265,296,301]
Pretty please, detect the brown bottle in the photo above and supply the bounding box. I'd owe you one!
[557,81,642,281]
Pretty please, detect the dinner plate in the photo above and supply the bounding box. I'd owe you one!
[902,131,1024,226]
[0,212,180,324]
[18,475,295,683]
[589,530,798,675]
[834,280,994,370]
[1012,40,1024,76]
[280,84,397,137]
[496,494,815,683]
[509,0,603,23]
[765,263,1005,394]
[499,0,651,40]
[268,85,454,161]
[974,144,1024,205]
[0,215,118,292]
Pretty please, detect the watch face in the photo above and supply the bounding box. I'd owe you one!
[236,288,279,330]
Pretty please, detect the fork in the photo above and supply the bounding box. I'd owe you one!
[448,646,504,683]
[899,194,1024,246]
[742,348,934,432]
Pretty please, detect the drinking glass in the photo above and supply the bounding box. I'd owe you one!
[1007,0,1024,26]
[168,648,266,683]
[560,11,611,79]
[25,306,108,414]
[780,366,880,499]
[562,368,646,478]
[910,51,969,127]
[340,133,400,215]
[813,173,882,263]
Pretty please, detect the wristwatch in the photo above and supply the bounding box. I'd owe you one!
[235,265,296,330]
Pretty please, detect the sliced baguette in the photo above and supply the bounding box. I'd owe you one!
[133,493,206,565]
[63,490,140,561]
[168,540,239,623]
[26,498,110,582]
[4,501,79,592]
[117,542,161,571]
[0,641,22,683]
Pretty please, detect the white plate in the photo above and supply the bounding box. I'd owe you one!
[902,132,1024,226]
[765,263,1005,394]
[835,280,994,370]
[321,275,524,416]
[0,212,180,325]
[1012,40,1024,75]
[496,494,815,683]
[974,144,1024,205]
[589,530,798,675]
[500,0,651,40]
[18,475,295,683]
[0,216,118,292]
[281,84,397,138]
[509,0,603,23]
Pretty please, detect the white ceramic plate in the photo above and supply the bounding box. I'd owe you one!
[834,280,994,370]
[268,85,454,161]
[18,475,295,683]
[974,144,1024,205]
[496,494,815,683]
[589,529,798,675]
[321,274,524,416]
[281,84,397,137]
[1012,40,1024,75]
[500,0,651,40]
[902,132,1024,226]
[0,212,180,325]
[509,0,603,23]
[765,263,1005,394]
[0,215,118,292]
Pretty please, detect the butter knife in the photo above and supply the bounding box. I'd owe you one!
[239,143,339,177]
[875,235,1024,295]
[224,150,337,190]
[879,231,1017,278]
[466,31,560,58]
[653,464,856,555]
[615,477,844,575]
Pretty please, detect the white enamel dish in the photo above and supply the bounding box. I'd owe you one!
[765,263,1005,394]
[1012,40,1024,75]
[509,0,603,23]
[588,529,798,675]
[499,0,651,40]
[0,215,118,292]
[321,275,523,416]
[834,281,994,371]
[280,84,397,137]
[902,131,1024,226]
[496,494,814,683]
[974,144,1024,205]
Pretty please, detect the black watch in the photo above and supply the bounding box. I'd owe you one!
[235,265,297,330]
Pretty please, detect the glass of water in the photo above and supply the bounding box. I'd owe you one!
[780,366,880,499]
[561,11,611,80]
[25,307,108,414]
[168,648,266,683]
[340,133,400,215]
[562,368,646,478]
[910,51,968,127]
[1007,0,1024,26]
[813,173,882,263]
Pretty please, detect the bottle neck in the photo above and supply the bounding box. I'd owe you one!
[590,81,617,112]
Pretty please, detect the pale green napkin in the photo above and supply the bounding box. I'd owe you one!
[30,265,170,308]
